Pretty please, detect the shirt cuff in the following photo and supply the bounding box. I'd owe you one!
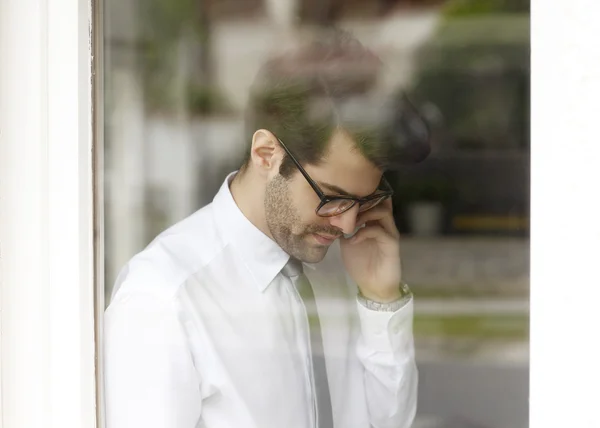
[355,296,414,355]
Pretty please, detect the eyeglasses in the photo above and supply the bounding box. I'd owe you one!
[276,137,394,217]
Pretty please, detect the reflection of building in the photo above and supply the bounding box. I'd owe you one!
[104,1,531,289]
[103,0,442,295]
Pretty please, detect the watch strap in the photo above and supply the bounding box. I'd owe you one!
[357,282,413,312]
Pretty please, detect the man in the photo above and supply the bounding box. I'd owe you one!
[104,30,430,428]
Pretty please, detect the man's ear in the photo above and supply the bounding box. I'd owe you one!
[249,129,283,176]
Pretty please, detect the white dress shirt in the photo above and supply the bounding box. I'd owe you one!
[104,172,418,428]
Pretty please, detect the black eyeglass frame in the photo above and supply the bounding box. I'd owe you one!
[276,137,394,217]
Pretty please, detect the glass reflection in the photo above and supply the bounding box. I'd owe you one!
[103,1,530,427]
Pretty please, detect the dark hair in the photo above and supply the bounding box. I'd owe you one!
[240,29,431,178]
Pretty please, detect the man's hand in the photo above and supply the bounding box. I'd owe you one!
[339,198,402,303]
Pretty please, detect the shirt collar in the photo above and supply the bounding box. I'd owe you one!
[212,171,291,292]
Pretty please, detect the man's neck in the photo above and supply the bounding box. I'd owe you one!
[229,171,273,240]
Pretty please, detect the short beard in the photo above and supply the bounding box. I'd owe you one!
[264,174,336,263]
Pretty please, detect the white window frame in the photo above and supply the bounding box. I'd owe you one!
[0,0,98,427]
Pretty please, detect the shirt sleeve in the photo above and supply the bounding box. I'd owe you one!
[104,289,203,428]
[355,296,419,428]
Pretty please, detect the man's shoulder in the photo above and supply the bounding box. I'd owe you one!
[110,203,227,300]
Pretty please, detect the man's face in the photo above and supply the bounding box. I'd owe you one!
[264,129,384,263]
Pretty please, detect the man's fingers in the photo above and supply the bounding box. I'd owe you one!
[356,204,399,238]
[349,224,394,245]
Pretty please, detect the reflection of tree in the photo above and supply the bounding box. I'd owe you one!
[397,1,530,237]
[139,0,219,114]
[443,0,529,16]
[410,11,529,151]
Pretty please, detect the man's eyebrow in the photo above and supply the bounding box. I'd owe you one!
[319,181,378,199]
[318,182,356,197]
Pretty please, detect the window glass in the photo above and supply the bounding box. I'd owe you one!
[103,1,530,427]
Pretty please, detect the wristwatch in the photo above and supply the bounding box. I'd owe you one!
[357,282,413,312]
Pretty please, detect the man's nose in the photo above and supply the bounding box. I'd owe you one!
[329,204,359,235]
